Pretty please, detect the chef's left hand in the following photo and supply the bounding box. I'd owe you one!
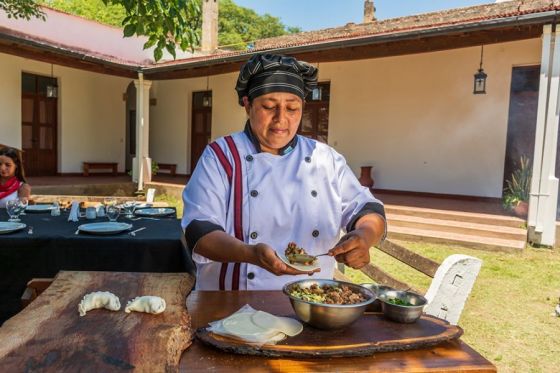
[328,214,385,269]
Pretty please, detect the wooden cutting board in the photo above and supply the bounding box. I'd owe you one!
[0,271,195,372]
[196,312,462,358]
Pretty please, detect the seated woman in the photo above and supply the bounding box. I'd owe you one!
[0,146,31,208]
[182,54,386,291]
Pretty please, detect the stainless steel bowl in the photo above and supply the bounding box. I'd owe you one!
[378,290,428,323]
[282,279,375,330]
[360,283,394,312]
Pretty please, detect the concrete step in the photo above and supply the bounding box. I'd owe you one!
[387,213,527,241]
[385,204,524,228]
[387,225,526,252]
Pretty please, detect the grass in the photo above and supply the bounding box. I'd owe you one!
[154,193,183,217]
[345,241,560,373]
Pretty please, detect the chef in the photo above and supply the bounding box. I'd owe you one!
[182,54,386,291]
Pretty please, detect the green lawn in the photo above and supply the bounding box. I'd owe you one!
[346,241,560,373]
[155,193,183,217]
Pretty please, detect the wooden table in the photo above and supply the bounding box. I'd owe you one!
[181,291,496,372]
[0,271,195,372]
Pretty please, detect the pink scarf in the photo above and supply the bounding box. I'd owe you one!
[0,176,19,200]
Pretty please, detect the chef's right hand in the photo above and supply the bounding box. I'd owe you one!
[251,243,320,276]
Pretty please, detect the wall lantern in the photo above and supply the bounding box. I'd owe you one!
[311,87,322,101]
[46,63,58,98]
[202,95,212,107]
[473,45,487,94]
[46,85,58,98]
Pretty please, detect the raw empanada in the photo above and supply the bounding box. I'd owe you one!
[125,296,166,314]
[78,291,121,316]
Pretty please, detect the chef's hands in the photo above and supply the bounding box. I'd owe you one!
[329,214,385,269]
[251,243,320,276]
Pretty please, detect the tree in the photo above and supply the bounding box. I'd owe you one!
[3,0,201,61]
[0,0,44,20]
[2,0,300,59]
[39,0,126,27]
[217,0,300,50]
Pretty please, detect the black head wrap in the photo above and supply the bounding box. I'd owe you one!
[235,54,318,106]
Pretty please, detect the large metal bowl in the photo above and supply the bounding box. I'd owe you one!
[282,279,375,330]
[378,290,428,323]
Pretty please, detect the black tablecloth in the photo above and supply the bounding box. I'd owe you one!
[0,210,193,322]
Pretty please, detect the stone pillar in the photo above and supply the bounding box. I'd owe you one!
[528,24,560,247]
[424,254,482,326]
[133,77,152,189]
[201,0,219,52]
[364,0,376,23]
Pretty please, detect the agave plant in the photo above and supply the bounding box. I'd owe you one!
[503,155,532,209]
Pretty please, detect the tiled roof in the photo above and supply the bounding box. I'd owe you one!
[252,0,559,51]
[0,1,557,70]
[150,0,559,69]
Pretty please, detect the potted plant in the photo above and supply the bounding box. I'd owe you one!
[503,155,531,218]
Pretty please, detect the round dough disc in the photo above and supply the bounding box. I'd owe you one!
[222,312,278,340]
[251,310,303,337]
[277,253,321,272]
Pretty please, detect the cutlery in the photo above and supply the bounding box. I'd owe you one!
[74,229,80,235]
[129,227,146,236]
[287,252,330,264]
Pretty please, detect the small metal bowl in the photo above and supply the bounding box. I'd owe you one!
[378,290,428,323]
[283,279,375,330]
[360,283,394,312]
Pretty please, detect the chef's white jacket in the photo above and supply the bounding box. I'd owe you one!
[182,131,385,291]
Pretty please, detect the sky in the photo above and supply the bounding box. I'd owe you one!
[233,0,496,31]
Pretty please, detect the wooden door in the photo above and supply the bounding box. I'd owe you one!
[300,82,330,143]
[21,73,58,176]
[190,91,212,173]
[503,66,539,189]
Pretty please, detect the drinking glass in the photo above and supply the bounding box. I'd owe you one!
[103,197,117,207]
[122,200,136,218]
[19,198,28,215]
[6,199,23,222]
[106,205,120,222]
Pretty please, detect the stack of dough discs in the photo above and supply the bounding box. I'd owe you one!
[222,312,282,343]
[220,310,303,344]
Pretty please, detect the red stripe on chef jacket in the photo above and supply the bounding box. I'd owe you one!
[225,136,243,290]
[209,141,232,291]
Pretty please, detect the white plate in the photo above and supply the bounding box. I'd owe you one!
[26,204,54,213]
[78,222,133,235]
[277,253,321,272]
[134,208,175,217]
[0,222,27,234]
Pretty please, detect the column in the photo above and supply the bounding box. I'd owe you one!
[528,25,560,246]
[133,76,152,190]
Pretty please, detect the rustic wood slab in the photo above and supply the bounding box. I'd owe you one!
[196,312,462,358]
[182,291,496,372]
[0,271,195,372]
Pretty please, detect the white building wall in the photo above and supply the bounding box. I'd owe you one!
[150,38,539,197]
[150,72,245,175]
[0,52,130,173]
[319,38,540,197]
